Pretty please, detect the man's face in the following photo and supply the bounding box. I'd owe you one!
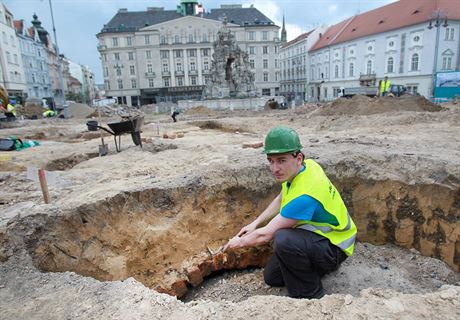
[267,153,303,183]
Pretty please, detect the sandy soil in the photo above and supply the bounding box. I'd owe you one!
[0,95,459,319]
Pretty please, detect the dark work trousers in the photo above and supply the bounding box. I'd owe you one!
[263,228,348,299]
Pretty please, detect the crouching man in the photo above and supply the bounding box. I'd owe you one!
[223,125,357,299]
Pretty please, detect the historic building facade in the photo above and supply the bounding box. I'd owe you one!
[14,15,52,100]
[279,28,325,104]
[97,1,281,106]
[307,0,460,102]
[0,1,26,101]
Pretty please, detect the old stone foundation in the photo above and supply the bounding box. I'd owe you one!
[7,168,459,299]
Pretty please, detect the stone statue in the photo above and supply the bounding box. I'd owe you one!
[203,18,256,99]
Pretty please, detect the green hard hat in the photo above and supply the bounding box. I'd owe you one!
[263,126,302,154]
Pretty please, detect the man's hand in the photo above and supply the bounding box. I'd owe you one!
[222,235,243,252]
[237,221,258,237]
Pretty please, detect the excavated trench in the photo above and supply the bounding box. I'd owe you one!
[16,167,460,299]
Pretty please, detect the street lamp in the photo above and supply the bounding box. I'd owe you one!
[113,63,124,105]
[427,8,448,100]
[48,0,68,117]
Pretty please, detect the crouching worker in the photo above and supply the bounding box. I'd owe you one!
[223,126,357,299]
[42,109,56,118]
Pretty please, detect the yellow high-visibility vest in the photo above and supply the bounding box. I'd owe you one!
[380,79,391,93]
[281,159,357,256]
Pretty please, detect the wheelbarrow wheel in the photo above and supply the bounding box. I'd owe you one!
[131,131,142,146]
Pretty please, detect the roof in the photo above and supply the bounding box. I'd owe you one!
[281,30,314,48]
[310,0,460,52]
[13,20,23,34]
[100,6,276,34]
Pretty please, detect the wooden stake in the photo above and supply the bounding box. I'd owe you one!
[38,168,50,204]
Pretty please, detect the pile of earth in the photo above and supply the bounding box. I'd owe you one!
[87,104,143,118]
[67,102,94,119]
[16,103,44,119]
[317,95,443,116]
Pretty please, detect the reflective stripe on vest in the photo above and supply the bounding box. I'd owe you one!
[281,159,357,256]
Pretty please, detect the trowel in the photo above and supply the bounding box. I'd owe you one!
[97,106,108,156]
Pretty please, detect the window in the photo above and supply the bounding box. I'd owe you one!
[114,53,120,60]
[144,35,150,45]
[131,79,137,88]
[10,35,14,47]
[445,28,455,41]
[263,59,268,69]
[149,78,155,88]
[129,65,135,75]
[174,50,182,58]
[187,49,196,57]
[147,64,153,73]
[126,36,133,46]
[202,33,208,42]
[190,76,197,85]
[410,53,419,71]
[176,62,183,72]
[262,31,268,40]
[104,67,108,77]
[442,56,452,70]
[262,88,270,95]
[250,59,255,69]
[174,35,180,44]
[105,80,110,90]
[249,46,255,54]
[188,34,194,43]
[160,35,167,44]
[388,41,394,47]
[263,46,268,54]
[116,68,122,76]
[201,48,210,56]
[263,73,268,82]
[413,35,420,42]
[367,45,373,52]
[366,60,372,74]
[2,31,7,44]
[146,50,152,59]
[275,59,278,68]
[387,57,394,73]
[117,79,123,89]
[203,60,209,70]
[349,62,354,77]
[160,50,169,59]
[163,78,170,87]
[162,62,169,72]
[102,54,107,62]
[177,77,184,86]
[248,31,255,41]
[190,61,196,71]
[6,51,11,63]
[128,52,134,60]
[112,37,118,47]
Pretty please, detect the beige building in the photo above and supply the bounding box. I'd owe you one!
[97,1,281,106]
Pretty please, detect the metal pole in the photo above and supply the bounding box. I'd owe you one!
[48,0,68,117]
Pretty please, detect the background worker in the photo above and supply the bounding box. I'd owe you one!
[0,99,17,121]
[380,76,391,96]
[42,109,56,118]
[223,126,357,299]
[171,109,180,122]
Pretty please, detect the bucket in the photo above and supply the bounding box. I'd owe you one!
[86,120,99,131]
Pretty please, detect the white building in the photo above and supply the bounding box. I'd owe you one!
[279,27,326,104]
[307,0,460,102]
[97,1,281,106]
[0,1,26,101]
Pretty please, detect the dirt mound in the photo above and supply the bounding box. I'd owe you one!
[318,95,443,116]
[184,106,216,115]
[87,104,143,118]
[17,103,44,119]
[67,102,94,119]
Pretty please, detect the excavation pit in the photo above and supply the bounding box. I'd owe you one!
[19,170,460,300]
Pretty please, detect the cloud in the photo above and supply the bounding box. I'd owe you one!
[242,0,304,41]
[328,4,338,13]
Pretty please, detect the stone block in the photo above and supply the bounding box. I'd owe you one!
[186,265,203,287]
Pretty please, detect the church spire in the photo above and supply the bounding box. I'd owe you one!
[281,14,287,43]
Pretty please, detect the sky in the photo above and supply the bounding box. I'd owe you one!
[4,0,396,83]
